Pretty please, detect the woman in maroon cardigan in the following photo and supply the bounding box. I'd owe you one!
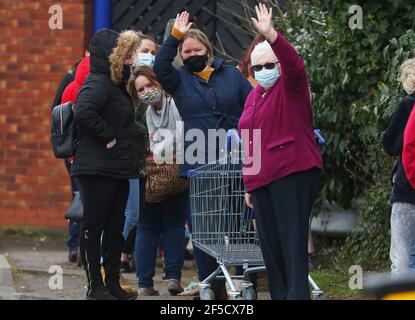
[238,4,323,300]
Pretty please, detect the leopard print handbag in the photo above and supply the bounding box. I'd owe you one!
[145,161,189,203]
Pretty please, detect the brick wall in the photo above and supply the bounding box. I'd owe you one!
[0,0,93,227]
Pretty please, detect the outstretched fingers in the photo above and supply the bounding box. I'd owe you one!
[255,4,261,20]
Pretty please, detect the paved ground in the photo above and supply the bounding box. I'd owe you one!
[0,230,270,300]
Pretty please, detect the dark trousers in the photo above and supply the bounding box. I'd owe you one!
[135,190,188,288]
[64,159,80,252]
[252,168,321,300]
[122,226,137,255]
[77,175,129,292]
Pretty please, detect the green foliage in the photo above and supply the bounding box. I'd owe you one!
[271,0,415,267]
[309,270,365,299]
[340,184,391,270]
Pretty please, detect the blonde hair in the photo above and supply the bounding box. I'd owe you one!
[399,58,415,94]
[250,41,277,66]
[178,29,214,64]
[109,30,140,84]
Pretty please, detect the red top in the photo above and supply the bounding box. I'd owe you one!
[238,32,323,192]
[61,56,90,104]
[402,103,415,189]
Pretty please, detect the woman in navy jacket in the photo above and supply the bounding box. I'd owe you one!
[154,11,252,298]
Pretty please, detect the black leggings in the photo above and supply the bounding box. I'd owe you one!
[122,226,137,255]
[77,175,129,291]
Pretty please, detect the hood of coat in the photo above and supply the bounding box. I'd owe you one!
[89,28,119,76]
[74,56,90,86]
[109,30,140,84]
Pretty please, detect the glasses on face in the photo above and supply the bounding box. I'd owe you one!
[251,62,279,72]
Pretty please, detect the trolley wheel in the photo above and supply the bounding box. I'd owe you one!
[200,288,215,300]
[312,292,328,300]
[242,287,257,300]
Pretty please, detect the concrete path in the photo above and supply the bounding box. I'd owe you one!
[0,230,270,300]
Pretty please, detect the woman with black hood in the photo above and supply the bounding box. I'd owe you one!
[72,28,140,300]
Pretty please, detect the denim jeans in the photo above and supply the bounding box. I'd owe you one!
[409,238,415,270]
[135,190,188,288]
[68,221,80,252]
[390,202,415,278]
[123,179,140,240]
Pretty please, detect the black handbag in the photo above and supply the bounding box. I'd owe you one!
[64,191,83,222]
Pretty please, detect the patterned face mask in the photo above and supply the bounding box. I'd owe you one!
[138,86,162,105]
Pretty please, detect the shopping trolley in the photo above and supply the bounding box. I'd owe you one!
[188,130,324,300]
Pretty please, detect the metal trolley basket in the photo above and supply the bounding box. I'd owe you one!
[188,130,324,300]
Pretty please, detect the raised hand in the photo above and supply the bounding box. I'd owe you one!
[174,11,193,34]
[251,3,277,42]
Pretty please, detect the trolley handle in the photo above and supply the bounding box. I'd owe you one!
[314,129,326,146]
[226,129,241,151]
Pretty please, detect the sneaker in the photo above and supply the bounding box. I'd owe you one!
[68,250,78,263]
[120,261,132,273]
[86,287,118,300]
[107,284,137,300]
[167,279,184,296]
[137,287,160,297]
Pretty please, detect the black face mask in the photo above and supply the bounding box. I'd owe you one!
[122,64,131,81]
[183,54,208,73]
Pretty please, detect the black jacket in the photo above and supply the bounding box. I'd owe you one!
[72,29,139,179]
[382,92,415,204]
[134,100,149,176]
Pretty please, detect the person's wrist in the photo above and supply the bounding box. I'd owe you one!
[264,28,278,43]
[171,26,185,40]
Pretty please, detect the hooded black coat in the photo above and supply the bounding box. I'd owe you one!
[72,29,139,179]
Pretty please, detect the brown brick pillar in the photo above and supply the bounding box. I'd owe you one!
[0,0,93,227]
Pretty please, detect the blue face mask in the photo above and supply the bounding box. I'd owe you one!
[254,68,280,88]
[134,53,155,68]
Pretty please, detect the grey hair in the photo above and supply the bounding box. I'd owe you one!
[250,40,277,66]
[399,58,415,94]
